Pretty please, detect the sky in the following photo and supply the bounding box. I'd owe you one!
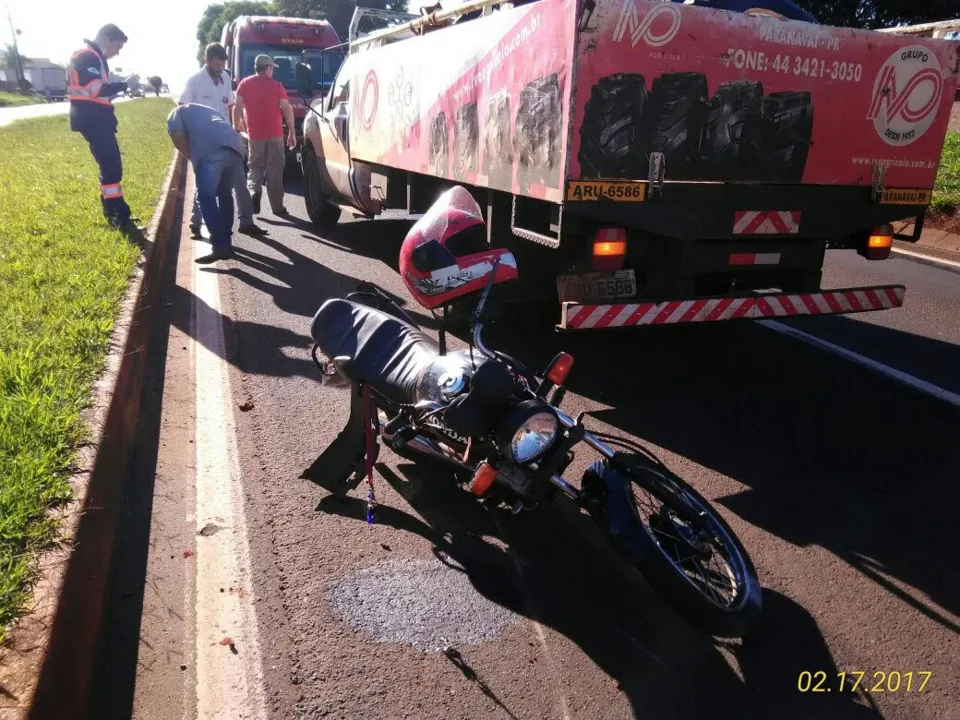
[4,0,208,92]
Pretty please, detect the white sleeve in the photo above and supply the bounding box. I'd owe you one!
[180,75,197,104]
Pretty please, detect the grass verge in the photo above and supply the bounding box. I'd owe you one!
[0,97,174,642]
[931,131,959,217]
[0,91,41,108]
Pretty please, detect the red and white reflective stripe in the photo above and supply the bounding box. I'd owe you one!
[733,211,801,235]
[729,252,781,266]
[101,183,123,199]
[561,286,905,330]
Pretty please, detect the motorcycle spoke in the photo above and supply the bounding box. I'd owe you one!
[626,465,745,610]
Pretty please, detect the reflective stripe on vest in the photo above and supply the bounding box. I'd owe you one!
[101,182,123,199]
[68,49,113,106]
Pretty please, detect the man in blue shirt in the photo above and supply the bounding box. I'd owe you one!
[168,103,260,264]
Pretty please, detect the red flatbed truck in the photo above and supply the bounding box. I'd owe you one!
[221,15,346,163]
[298,0,959,329]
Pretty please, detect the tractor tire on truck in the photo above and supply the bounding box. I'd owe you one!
[700,80,765,181]
[429,112,450,178]
[646,71,710,180]
[302,146,342,227]
[514,73,563,193]
[760,91,814,183]
[482,92,513,189]
[578,73,649,179]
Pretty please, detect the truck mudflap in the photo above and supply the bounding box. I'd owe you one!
[558,285,905,330]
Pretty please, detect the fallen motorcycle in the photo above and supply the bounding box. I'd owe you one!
[308,186,762,638]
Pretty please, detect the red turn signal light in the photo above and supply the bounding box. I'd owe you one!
[592,228,627,272]
[545,352,575,386]
[469,462,498,496]
[862,224,894,260]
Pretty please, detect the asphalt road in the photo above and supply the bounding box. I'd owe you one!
[89,182,959,720]
[0,96,133,127]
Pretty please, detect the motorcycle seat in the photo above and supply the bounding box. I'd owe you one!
[310,298,439,405]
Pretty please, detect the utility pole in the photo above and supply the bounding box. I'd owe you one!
[5,4,27,91]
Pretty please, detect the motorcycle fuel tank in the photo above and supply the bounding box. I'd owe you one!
[416,350,488,404]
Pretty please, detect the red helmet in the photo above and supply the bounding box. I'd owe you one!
[399,185,518,310]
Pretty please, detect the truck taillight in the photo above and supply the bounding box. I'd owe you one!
[592,228,627,272]
[861,224,893,261]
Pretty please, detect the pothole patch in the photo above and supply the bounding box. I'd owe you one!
[328,557,521,651]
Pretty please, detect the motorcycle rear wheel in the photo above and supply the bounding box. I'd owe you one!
[593,453,762,638]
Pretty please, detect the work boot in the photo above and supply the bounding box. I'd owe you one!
[238,223,267,237]
[195,247,234,264]
[110,216,146,234]
[251,192,261,215]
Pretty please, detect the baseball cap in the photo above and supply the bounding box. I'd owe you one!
[255,54,276,69]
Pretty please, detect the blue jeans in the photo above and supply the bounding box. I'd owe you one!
[194,148,245,251]
[191,164,254,227]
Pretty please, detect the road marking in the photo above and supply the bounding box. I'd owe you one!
[193,237,267,719]
[759,320,960,409]
[892,247,960,272]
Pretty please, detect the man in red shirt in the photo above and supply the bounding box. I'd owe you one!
[234,54,297,217]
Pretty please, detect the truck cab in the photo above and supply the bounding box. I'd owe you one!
[221,15,345,162]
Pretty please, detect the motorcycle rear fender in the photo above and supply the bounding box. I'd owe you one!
[584,460,655,563]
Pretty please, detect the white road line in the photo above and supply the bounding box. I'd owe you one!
[892,247,960,271]
[759,320,960,409]
[193,239,267,719]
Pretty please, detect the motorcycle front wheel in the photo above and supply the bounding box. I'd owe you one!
[588,453,762,638]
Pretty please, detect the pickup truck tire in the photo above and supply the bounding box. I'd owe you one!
[647,72,710,180]
[302,145,342,228]
[701,80,764,181]
[760,91,813,183]
[578,73,648,179]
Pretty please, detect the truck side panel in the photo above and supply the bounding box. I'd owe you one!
[347,0,577,203]
[571,0,958,189]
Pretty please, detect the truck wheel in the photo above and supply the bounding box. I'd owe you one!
[646,72,709,180]
[700,80,764,181]
[302,146,342,228]
[760,92,813,183]
[578,73,648,179]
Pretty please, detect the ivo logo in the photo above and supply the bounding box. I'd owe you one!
[614,0,682,48]
[867,46,943,147]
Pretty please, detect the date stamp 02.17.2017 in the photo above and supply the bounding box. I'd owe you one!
[798,671,933,694]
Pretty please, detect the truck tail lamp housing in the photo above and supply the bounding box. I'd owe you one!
[859,224,894,261]
[592,228,627,272]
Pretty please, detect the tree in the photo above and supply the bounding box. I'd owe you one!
[2,44,29,92]
[196,1,273,63]
[795,0,958,29]
[147,75,163,96]
[271,0,412,45]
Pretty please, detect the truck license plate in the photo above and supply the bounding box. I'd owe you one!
[557,270,637,303]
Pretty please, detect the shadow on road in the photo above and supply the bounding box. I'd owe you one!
[311,457,879,719]
[486,318,960,632]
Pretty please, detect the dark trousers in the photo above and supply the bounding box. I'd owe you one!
[195,148,246,251]
[78,121,131,223]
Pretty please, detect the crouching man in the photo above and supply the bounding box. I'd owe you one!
[167,103,250,264]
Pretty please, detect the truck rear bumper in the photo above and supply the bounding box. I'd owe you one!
[559,285,905,330]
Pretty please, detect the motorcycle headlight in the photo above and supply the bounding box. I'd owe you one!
[498,400,559,464]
